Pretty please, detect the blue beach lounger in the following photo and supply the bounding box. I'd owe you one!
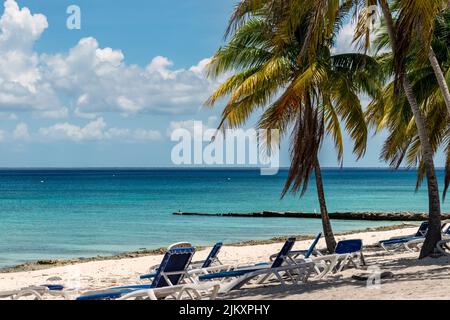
[0,284,65,300]
[199,237,296,279]
[333,239,365,270]
[140,242,223,280]
[266,233,343,279]
[281,235,364,275]
[301,238,365,276]
[200,242,223,268]
[196,238,315,294]
[270,233,322,261]
[77,247,196,300]
[406,223,450,252]
[379,222,429,252]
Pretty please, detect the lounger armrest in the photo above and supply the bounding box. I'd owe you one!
[188,260,206,267]
[187,264,235,277]
[162,270,189,276]
[405,238,425,246]
[379,233,418,243]
[269,250,308,261]
[140,272,157,280]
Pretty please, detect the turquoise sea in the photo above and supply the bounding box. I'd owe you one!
[0,168,448,269]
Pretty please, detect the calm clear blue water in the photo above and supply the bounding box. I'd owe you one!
[0,168,448,269]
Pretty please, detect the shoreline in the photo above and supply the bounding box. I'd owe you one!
[0,223,416,273]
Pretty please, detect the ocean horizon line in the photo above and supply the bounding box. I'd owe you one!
[0,166,444,171]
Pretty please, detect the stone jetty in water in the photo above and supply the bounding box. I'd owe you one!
[173,211,450,221]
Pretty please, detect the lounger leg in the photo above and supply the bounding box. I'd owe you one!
[209,284,220,300]
[147,289,158,300]
[273,271,286,286]
[257,273,273,284]
[360,252,366,266]
[284,270,296,284]
[177,288,200,300]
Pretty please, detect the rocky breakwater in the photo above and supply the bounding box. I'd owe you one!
[173,211,450,221]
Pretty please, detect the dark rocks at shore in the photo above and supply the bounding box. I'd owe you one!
[173,211,450,221]
[1,247,172,273]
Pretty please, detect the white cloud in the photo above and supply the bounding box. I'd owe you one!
[41,37,217,117]
[130,128,162,141]
[0,0,65,118]
[38,118,161,143]
[189,58,211,75]
[13,122,30,140]
[39,118,106,142]
[116,96,140,114]
[0,130,5,143]
[146,56,175,79]
[95,47,124,67]
[0,0,48,50]
[0,1,219,120]
[105,127,162,141]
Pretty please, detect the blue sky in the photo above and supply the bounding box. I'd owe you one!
[0,0,444,168]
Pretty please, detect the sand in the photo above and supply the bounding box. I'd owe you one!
[1,225,449,300]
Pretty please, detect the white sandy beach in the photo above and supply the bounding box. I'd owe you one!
[1,225,449,300]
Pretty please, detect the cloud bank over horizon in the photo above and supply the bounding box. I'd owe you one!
[0,0,220,145]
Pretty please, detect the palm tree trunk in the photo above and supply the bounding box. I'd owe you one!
[428,47,450,116]
[379,0,442,258]
[314,158,336,253]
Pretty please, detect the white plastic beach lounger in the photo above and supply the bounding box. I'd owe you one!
[379,222,429,252]
[300,239,365,276]
[116,281,221,300]
[187,238,299,280]
[402,224,450,252]
[144,242,194,273]
[214,262,315,294]
[77,247,196,300]
[0,284,71,300]
[191,238,316,295]
[269,233,322,261]
[305,254,345,279]
[143,242,223,278]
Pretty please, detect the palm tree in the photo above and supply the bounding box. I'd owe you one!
[380,0,442,258]
[367,8,450,199]
[220,0,446,258]
[205,6,382,252]
[356,0,443,257]
[394,0,450,116]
